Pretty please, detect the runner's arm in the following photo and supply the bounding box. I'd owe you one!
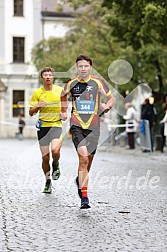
[99,79,115,113]
[101,94,115,113]
[29,101,47,116]
[60,90,68,121]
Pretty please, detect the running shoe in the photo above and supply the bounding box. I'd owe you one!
[80,197,91,209]
[52,161,60,180]
[75,176,82,199]
[43,179,52,194]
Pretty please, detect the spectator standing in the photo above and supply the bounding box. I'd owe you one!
[123,103,138,149]
[160,103,167,152]
[162,94,167,110]
[141,98,157,151]
[18,114,25,140]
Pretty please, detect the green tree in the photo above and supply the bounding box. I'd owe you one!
[31,37,74,72]
[32,0,167,102]
[32,0,120,84]
[102,0,167,99]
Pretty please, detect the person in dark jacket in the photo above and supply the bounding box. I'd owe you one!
[141,98,157,151]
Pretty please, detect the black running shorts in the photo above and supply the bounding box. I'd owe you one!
[37,127,62,146]
[70,125,100,155]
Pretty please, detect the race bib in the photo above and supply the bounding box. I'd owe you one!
[76,100,95,114]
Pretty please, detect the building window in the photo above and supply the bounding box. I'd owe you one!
[13,90,25,117]
[13,37,25,63]
[14,0,23,16]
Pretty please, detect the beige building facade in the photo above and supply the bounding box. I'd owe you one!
[0,0,75,138]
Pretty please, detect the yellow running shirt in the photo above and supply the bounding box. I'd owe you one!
[29,85,63,127]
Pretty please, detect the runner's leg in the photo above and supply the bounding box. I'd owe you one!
[77,145,89,189]
[51,138,62,164]
[87,154,94,172]
[39,145,50,179]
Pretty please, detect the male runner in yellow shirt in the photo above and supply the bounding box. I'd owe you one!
[29,67,63,193]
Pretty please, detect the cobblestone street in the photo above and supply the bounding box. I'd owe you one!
[0,138,167,252]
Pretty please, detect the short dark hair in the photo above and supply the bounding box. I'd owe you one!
[75,55,93,66]
[40,67,55,78]
[145,98,150,104]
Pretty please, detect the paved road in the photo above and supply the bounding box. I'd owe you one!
[0,138,167,252]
